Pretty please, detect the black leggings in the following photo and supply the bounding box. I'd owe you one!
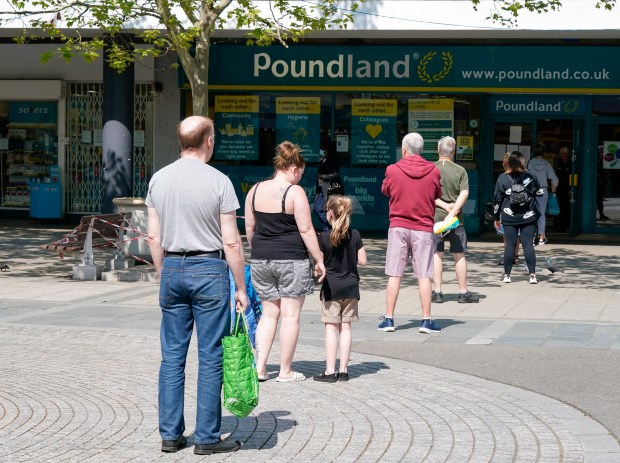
[503,223,537,275]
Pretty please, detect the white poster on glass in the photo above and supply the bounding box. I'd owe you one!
[603,141,620,169]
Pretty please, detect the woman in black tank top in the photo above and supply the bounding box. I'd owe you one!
[244,141,326,383]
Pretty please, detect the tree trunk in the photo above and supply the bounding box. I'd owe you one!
[184,35,210,117]
[189,66,209,116]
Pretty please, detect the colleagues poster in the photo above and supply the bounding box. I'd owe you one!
[214,96,260,161]
[351,99,397,165]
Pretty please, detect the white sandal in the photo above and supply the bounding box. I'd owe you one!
[275,371,306,382]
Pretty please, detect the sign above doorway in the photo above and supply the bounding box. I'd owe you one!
[489,96,586,116]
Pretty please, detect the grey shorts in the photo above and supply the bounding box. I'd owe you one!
[433,225,468,253]
[385,227,434,278]
[250,259,315,301]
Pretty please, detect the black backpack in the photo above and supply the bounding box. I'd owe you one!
[509,174,532,208]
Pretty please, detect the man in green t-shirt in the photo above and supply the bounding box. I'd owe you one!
[432,136,479,304]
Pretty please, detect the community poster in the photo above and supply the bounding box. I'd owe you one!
[408,99,454,160]
[276,97,321,162]
[351,99,397,165]
[214,96,260,161]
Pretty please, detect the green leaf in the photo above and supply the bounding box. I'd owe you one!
[40,50,55,63]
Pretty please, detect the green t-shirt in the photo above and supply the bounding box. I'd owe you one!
[434,159,469,223]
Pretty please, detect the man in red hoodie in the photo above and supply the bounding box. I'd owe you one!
[378,132,443,334]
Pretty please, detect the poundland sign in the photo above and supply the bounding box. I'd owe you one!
[490,96,586,116]
[253,52,422,80]
[206,45,620,92]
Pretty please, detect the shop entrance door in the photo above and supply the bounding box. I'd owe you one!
[569,120,583,236]
[491,119,581,235]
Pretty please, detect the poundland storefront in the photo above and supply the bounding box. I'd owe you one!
[191,42,620,235]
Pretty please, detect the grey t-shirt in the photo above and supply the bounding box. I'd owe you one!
[145,157,239,252]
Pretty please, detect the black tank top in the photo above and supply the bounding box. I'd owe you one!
[250,182,309,260]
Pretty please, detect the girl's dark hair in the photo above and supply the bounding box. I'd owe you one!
[325,195,352,246]
[507,151,526,174]
[273,141,306,171]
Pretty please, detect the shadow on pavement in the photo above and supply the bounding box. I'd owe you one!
[396,318,466,332]
[2,220,620,291]
[264,359,390,381]
[466,245,620,290]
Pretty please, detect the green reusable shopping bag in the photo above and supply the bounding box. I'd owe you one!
[222,313,259,418]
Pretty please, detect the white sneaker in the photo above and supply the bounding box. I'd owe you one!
[502,274,511,283]
[529,274,538,284]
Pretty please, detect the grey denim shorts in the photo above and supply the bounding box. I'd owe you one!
[250,259,315,301]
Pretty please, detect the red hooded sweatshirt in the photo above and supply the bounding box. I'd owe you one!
[381,155,442,232]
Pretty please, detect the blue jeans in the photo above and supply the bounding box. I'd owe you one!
[535,189,548,235]
[158,255,230,444]
[313,192,330,231]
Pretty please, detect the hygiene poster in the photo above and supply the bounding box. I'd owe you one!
[214,96,260,161]
[408,99,454,160]
[275,97,321,162]
[351,99,397,165]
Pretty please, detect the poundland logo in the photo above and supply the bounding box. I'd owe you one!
[493,98,581,115]
[253,51,453,82]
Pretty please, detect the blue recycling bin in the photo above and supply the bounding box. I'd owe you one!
[29,182,62,219]
[29,166,62,219]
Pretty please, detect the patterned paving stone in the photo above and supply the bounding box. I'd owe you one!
[1,325,618,462]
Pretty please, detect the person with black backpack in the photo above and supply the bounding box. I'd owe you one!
[492,151,542,284]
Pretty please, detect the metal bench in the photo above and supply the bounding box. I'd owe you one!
[41,213,132,266]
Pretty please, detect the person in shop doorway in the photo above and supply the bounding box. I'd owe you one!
[313,140,344,231]
[527,143,558,245]
[555,146,572,232]
[431,136,479,304]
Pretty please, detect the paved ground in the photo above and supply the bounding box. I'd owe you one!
[1,220,620,462]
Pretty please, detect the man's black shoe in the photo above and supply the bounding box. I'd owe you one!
[457,291,480,303]
[194,438,241,455]
[431,290,444,303]
[313,372,338,383]
[161,435,187,453]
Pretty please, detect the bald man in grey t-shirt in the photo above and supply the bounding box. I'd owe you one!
[146,116,247,456]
